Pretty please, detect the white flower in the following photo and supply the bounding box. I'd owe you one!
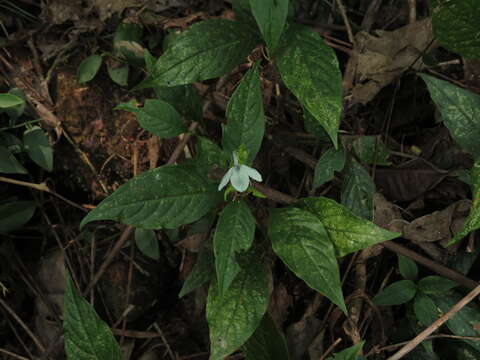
[218,152,263,192]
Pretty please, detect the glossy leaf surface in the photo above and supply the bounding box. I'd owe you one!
[80,164,221,229]
[249,0,289,52]
[313,147,345,189]
[139,19,258,87]
[23,126,53,172]
[222,63,265,162]
[0,201,36,233]
[0,93,24,108]
[341,161,375,220]
[179,242,214,298]
[0,145,27,174]
[115,99,185,138]
[206,253,269,360]
[64,274,122,360]
[421,74,480,158]
[268,207,346,314]
[299,197,400,257]
[134,228,159,260]
[77,55,102,83]
[214,200,255,294]
[372,280,417,306]
[277,23,342,147]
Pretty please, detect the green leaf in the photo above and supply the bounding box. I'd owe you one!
[413,294,438,326]
[196,136,228,170]
[268,207,347,314]
[77,55,102,84]
[448,159,480,245]
[243,313,290,360]
[418,275,458,295]
[398,254,418,281]
[179,242,214,298]
[0,93,24,108]
[64,273,123,360]
[134,228,159,260]
[214,200,255,294]
[154,84,203,122]
[3,88,26,120]
[80,164,222,230]
[113,22,143,63]
[222,62,265,162]
[115,99,186,138]
[299,197,400,257]
[352,136,391,165]
[0,201,36,233]
[372,280,417,306]
[304,109,331,142]
[313,147,345,189]
[249,0,289,52]
[431,0,480,58]
[341,161,375,220]
[326,342,364,360]
[23,126,53,172]
[0,145,27,174]
[206,252,269,360]
[432,290,480,352]
[277,23,342,147]
[420,74,480,158]
[137,19,259,88]
[107,64,129,86]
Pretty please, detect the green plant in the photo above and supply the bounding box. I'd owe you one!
[66,0,480,358]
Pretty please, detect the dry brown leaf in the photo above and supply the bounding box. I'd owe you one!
[351,18,435,104]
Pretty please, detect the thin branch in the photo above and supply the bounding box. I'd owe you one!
[387,284,480,360]
[335,0,355,45]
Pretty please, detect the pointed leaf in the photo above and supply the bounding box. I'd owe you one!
[222,63,265,162]
[179,242,214,298]
[214,200,255,294]
[115,99,186,138]
[398,254,418,281]
[154,84,203,122]
[299,197,400,257]
[352,136,391,165]
[64,274,122,360]
[277,23,342,147]
[268,207,347,314]
[418,276,458,295]
[249,0,289,52]
[77,55,102,83]
[138,19,259,88]
[372,280,417,306]
[23,126,53,172]
[107,64,129,86]
[134,228,159,260]
[80,164,222,230]
[0,201,36,233]
[341,161,375,220]
[448,159,480,245]
[313,147,345,189]
[206,252,269,360]
[326,342,364,360]
[0,145,27,174]
[421,74,480,158]
[0,93,24,108]
[414,294,438,326]
[243,313,290,360]
[431,0,480,58]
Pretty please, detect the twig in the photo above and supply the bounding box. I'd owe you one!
[0,348,30,360]
[0,298,46,353]
[334,0,355,45]
[386,284,480,360]
[167,122,199,165]
[154,323,176,360]
[382,241,478,290]
[408,0,417,24]
[319,338,342,360]
[82,226,134,296]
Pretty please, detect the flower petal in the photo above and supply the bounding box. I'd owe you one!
[218,167,234,191]
[242,165,262,182]
[231,167,250,192]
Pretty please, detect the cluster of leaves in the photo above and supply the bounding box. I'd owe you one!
[0,91,53,234]
[60,0,480,359]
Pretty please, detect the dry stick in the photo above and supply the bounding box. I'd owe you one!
[407,0,417,24]
[167,122,199,165]
[0,348,30,360]
[387,284,480,360]
[382,241,478,290]
[0,176,87,212]
[0,298,46,353]
[82,226,134,296]
[319,338,342,360]
[334,0,355,45]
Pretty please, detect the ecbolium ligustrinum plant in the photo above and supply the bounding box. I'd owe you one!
[218,152,262,192]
